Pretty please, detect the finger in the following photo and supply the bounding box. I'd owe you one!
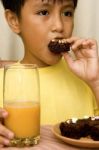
[82,39,98,49]
[0,118,3,124]
[74,50,84,59]
[0,124,14,139]
[0,108,8,118]
[63,53,75,68]
[66,37,80,44]
[73,39,98,58]
[71,39,86,51]
[0,136,10,146]
[0,144,4,148]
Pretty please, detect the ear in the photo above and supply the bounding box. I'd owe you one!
[5,9,21,34]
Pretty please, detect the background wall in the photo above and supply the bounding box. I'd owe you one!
[73,0,99,40]
[0,0,99,60]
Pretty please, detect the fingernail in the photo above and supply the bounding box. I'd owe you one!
[2,112,8,117]
[4,139,10,145]
[8,132,14,139]
[71,45,75,49]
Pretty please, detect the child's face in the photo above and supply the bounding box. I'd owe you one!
[19,0,74,67]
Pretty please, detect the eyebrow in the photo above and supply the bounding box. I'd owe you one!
[41,0,73,3]
[26,0,72,12]
[35,0,74,7]
[35,0,73,4]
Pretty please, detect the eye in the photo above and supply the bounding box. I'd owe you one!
[63,11,74,17]
[37,10,49,16]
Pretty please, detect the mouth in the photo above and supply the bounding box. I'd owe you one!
[48,39,71,54]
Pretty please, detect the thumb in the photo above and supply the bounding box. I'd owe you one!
[63,53,74,69]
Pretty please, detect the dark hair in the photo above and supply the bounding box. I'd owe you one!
[1,0,78,16]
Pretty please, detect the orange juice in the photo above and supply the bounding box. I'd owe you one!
[4,101,40,138]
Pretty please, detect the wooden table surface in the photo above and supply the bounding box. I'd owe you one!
[1,126,98,150]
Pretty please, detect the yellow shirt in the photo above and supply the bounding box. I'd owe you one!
[0,59,99,125]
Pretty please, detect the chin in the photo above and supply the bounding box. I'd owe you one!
[46,57,62,66]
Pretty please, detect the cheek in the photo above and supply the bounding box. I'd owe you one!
[69,23,74,35]
[64,21,74,37]
[22,30,46,51]
[21,24,43,44]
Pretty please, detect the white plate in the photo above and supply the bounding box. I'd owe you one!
[52,123,99,148]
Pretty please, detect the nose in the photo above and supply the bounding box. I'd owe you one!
[51,15,64,33]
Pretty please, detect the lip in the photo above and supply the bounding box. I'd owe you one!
[50,37,67,42]
[52,37,65,41]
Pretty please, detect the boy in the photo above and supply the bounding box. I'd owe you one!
[0,0,99,147]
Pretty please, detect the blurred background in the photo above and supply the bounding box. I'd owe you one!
[0,0,99,60]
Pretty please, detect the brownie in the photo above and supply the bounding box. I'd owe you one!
[76,117,91,137]
[60,121,81,139]
[59,116,99,141]
[48,40,71,54]
[90,125,99,141]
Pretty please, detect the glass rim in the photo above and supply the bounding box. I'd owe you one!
[4,63,38,70]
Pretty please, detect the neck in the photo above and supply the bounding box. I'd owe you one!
[21,53,49,68]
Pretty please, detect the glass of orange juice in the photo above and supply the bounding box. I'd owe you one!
[3,64,40,147]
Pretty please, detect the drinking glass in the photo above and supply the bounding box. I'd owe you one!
[3,64,40,147]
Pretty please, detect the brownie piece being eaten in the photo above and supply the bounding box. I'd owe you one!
[48,40,71,54]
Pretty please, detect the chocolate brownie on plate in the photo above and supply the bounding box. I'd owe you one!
[60,116,99,141]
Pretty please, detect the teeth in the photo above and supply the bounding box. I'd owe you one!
[58,40,62,43]
[52,39,55,42]
[61,40,65,43]
[51,39,67,44]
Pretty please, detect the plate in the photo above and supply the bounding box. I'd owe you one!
[52,123,99,148]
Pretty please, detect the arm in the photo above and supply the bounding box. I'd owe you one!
[0,60,17,68]
[63,37,99,106]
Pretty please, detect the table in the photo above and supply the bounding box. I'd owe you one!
[1,126,98,150]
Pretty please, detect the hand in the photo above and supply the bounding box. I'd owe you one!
[0,108,14,147]
[63,37,99,85]
[0,60,16,68]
